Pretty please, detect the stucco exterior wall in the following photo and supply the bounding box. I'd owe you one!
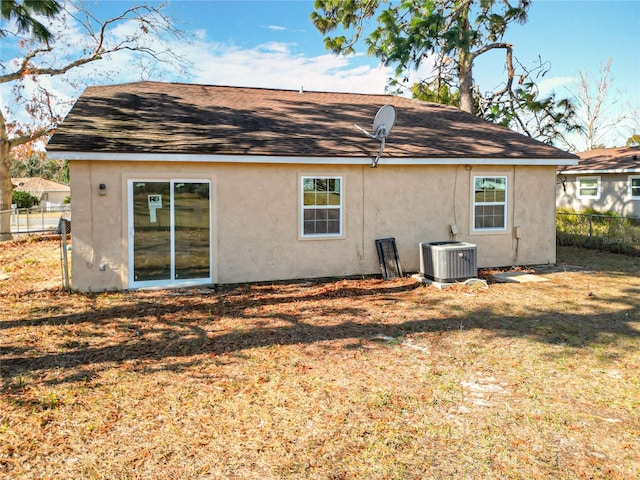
[556,173,640,217]
[70,160,557,291]
[69,162,125,291]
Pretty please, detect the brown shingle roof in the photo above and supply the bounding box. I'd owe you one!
[47,81,576,160]
[561,146,640,172]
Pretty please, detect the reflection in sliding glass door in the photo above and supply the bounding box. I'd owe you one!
[129,180,211,288]
[174,182,211,280]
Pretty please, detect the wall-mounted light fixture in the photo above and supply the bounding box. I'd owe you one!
[99,183,107,196]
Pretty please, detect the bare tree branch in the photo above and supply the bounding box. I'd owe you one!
[0,1,191,239]
[1,2,187,85]
[471,42,514,98]
[9,127,56,148]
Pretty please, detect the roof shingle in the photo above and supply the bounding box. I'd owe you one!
[47,81,576,160]
[561,146,640,172]
[12,177,70,192]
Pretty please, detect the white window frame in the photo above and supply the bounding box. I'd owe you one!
[300,175,343,238]
[577,176,601,199]
[472,175,508,233]
[629,175,640,200]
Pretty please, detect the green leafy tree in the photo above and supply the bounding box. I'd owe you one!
[480,58,583,145]
[9,151,69,183]
[626,134,640,147]
[1,0,188,240]
[0,0,61,42]
[12,190,40,209]
[312,0,579,143]
[412,80,460,106]
[312,0,530,115]
[9,152,44,178]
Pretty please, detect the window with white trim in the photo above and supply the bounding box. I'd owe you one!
[473,176,507,231]
[629,176,640,199]
[577,176,600,199]
[301,176,342,237]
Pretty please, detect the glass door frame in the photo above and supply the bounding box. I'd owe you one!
[127,178,213,289]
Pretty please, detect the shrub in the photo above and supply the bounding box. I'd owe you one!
[556,207,640,255]
[12,190,40,209]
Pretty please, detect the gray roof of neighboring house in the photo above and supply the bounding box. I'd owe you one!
[47,81,577,160]
[560,146,640,173]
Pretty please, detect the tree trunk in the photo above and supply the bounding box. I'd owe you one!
[458,53,475,115]
[456,1,475,115]
[0,137,14,241]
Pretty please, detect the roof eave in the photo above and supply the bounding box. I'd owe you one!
[47,151,579,166]
[560,168,640,174]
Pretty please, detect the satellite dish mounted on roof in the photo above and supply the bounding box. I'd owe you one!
[354,105,396,168]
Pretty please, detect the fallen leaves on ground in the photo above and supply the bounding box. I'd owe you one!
[1,238,639,479]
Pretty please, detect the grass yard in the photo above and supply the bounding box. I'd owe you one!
[1,237,639,479]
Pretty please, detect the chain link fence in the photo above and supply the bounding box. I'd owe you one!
[0,213,71,291]
[556,212,640,255]
[0,205,71,238]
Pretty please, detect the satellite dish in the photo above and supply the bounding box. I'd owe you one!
[373,104,396,140]
[354,105,397,167]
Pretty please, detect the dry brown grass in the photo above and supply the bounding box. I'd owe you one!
[1,237,639,479]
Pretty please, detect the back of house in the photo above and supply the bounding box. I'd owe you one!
[47,81,577,291]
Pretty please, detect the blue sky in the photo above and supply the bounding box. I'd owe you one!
[167,1,639,101]
[2,0,639,149]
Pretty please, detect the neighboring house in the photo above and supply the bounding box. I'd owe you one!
[46,81,577,291]
[12,177,70,207]
[557,146,640,217]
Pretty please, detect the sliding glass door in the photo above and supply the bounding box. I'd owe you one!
[128,180,212,288]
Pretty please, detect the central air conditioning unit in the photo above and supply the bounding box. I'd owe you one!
[420,241,477,283]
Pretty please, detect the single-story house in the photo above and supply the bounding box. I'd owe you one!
[12,177,70,207]
[556,146,640,217]
[46,81,577,291]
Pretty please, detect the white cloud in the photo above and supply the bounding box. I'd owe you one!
[265,25,287,31]
[178,40,393,94]
[536,76,577,98]
[2,6,403,137]
[255,41,297,54]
